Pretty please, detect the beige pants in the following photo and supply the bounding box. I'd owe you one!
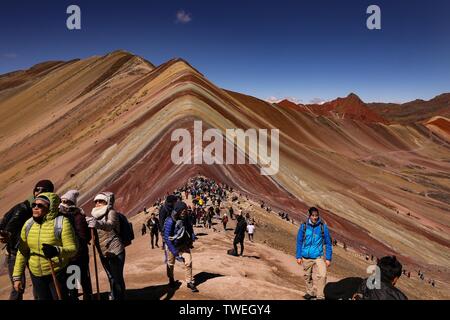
[166,248,193,283]
[303,257,327,299]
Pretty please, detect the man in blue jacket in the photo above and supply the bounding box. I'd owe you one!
[163,201,199,293]
[296,207,332,300]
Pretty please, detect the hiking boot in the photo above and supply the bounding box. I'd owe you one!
[187,282,199,293]
[169,278,177,288]
[303,293,315,300]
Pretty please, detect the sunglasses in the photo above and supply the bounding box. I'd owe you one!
[61,199,74,205]
[32,203,48,209]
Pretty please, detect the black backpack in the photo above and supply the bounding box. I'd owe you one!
[116,212,134,247]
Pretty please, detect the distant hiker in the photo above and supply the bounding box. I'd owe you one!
[247,221,255,242]
[207,211,213,229]
[208,206,214,218]
[0,180,54,300]
[59,190,93,300]
[215,206,221,217]
[432,280,435,287]
[343,243,347,251]
[407,271,411,278]
[163,202,198,292]
[146,213,160,249]
[233,214,247,256]
[296,207,332,300]
[196,208,203,226]
[86,192,126,300]
[222,214,229,230]
[141,224,147,236]
[13,192,78,300]
[228,206,234,220]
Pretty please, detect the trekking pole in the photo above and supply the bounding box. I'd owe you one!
[48,259,63,300]
[91,228,101,300]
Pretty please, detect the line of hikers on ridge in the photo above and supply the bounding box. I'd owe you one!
[1,176,409,300]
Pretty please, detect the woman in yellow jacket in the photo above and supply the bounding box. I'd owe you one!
[12,192,78,300]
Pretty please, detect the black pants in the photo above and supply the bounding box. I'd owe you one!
[233,237,244,256]
[7,254,25,300]
[150,231,159,248]
[30,267,68,300]
[101,251,126,300]
[67,253,93,300]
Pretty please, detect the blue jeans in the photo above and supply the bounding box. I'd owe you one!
[101,251,126,300]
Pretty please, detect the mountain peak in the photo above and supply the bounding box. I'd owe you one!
[344,93,364,103]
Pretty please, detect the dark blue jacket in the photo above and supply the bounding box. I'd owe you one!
[163,216,178,256]
[296,218,332,261]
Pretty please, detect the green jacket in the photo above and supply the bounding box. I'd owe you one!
[13,192,78,279]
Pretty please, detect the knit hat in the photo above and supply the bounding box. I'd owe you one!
[61,190,80,206]
[34,180,54,193]
[173,201,187,214]
[166,194,178,204]
[94,192,115,208]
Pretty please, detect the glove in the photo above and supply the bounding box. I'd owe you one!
[86,216,98,228]
[42,243,59,259]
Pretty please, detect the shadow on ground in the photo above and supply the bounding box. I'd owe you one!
[123,281,182,300]
[194,272,224,286]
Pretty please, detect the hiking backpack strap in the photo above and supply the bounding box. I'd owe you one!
[54,215,64,241]
[302,222,307,243]
[25,219,34,239]
[25,216,64,241]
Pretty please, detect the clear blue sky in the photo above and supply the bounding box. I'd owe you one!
[1,0,449,103]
